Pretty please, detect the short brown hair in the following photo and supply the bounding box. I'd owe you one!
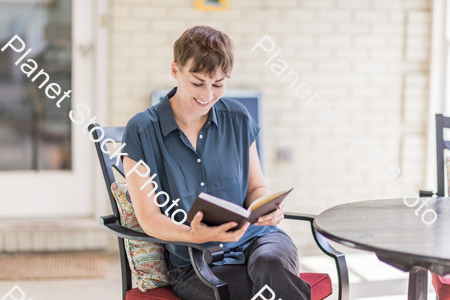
[173,26,234,78]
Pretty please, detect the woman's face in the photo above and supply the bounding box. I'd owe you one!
[171,57,227,116]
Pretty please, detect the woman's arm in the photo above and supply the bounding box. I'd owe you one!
[244,142,285,226]
[244,142,271,206]
[123,156,249,244]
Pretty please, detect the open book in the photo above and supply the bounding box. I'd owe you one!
[186,188,293,230]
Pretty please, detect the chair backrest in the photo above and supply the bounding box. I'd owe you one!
[88,123,132,299]
[435,114,450,197]
[89,124,126,218]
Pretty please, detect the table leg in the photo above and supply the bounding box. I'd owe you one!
[408,266,428,300]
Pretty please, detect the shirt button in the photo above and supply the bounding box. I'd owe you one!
[200,182,205,187]
[197,158,201,163]
[199,134,203,139]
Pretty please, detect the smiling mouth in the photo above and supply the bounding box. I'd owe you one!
[194,97,211,105]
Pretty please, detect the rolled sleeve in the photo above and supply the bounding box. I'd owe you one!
[121,115,146,164]
[247,112,260,149]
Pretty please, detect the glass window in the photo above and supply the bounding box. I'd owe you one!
[0,0,72,170]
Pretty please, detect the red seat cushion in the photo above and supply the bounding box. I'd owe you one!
[126,287,181,300]
[300,273,333,300]
[126,273,332,300]
[432,273,450,300]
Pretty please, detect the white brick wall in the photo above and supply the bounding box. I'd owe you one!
[109,0,431,249]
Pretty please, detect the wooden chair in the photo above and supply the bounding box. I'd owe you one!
[420,114,450,299]
[89,123,350,300]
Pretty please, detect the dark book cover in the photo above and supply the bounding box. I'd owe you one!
[186,195,249,230]
[186,189,293,230]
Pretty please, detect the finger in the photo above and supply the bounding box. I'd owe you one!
[274,210,284,220]
[217,221,238,232]
[255,220,272,226]
[257,214,283,226]
[273,209,284,218]
[235,221,250,234]
[222,222,249,241]
[190,211,204,228]
[272,214,285,225]
[256,214,271,224]
[224,221,248,236]
[256,210,279,224]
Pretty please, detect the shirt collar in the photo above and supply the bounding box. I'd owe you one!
[204,101,219,129]
[158,87,219,137]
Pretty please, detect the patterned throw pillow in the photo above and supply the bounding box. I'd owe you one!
[111,182,171,292]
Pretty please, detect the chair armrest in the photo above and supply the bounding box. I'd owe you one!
[99,215,224,264]
[284,212,316,222]
[285,212,349,300]
[189,247,231,300]
[419,190,435,197]
[285,212,342,257]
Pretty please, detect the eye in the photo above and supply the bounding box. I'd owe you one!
[191,82,223,88]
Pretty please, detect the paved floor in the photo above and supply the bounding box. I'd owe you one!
[0,253,122,300]
[0,250,438,300]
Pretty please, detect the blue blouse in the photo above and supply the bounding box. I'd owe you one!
[121,87,277,267]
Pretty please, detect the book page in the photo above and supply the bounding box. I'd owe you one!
[200,193,250,217]
[247,189,290,212]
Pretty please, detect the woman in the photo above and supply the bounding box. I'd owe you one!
[122,25,311,300]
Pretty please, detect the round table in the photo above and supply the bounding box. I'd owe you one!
[313,197,450,300]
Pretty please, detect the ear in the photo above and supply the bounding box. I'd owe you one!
[171,62,180,80]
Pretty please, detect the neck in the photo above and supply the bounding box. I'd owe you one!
[170,90,208,129]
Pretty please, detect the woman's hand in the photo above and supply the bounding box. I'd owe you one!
[188,211,250,244]
[254,202,285,226]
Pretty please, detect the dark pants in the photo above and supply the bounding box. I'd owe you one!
[167,230,311,300]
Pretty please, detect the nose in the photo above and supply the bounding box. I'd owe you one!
[202,86,214,102]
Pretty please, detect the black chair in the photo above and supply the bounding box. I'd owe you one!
[89,123,350,300]
[419,114,450,299]
[420,114,450,197]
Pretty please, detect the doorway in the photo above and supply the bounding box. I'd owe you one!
[0,0,96,219]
